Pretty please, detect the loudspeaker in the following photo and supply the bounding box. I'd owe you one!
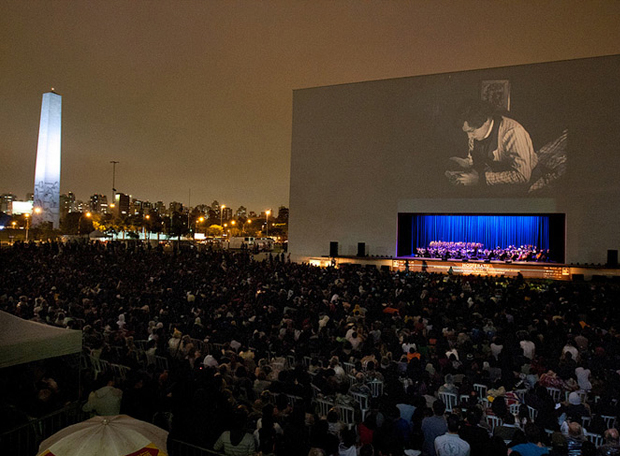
[357,242,366,257]
[329,241,338,257]
[607,249,618,267]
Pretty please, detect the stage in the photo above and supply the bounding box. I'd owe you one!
[303,255,620,281]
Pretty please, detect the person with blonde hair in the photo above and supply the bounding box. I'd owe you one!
[599,428,620,455]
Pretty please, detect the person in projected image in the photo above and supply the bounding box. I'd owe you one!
[446,99,538,190]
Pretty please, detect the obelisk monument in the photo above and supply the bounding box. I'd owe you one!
[33,90,62,228]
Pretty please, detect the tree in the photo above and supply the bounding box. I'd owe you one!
[169,211,187,239]
[61,212,81,234]
[207,224,223,237]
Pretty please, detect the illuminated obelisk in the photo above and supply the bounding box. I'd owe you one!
[33,90,62,228]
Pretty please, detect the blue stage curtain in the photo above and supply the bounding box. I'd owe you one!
[413,215,549,250]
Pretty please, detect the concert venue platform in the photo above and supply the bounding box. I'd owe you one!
[305,255,620,281]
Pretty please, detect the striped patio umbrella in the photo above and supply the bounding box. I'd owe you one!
[37,415,168,456]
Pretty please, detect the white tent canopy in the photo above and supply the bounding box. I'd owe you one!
[0,310,82,369]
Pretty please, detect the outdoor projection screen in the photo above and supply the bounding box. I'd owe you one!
[289,55,620,263]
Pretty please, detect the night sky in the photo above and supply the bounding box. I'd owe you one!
[2,1,619,212]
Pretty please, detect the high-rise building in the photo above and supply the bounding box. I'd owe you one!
[114,193,130,216]
[89,194,108,214]
[75,200,87,214]
[59,193,75,219]
[142,201,153,215]
[1,193,16,214]
[169,201,183,213]
[235,206,247,219]
[130,198,143,216]
[222,206,233,221]
[154,201,166,215]
[277,206,289,223]
[33,91,62,228]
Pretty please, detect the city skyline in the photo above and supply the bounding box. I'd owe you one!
[2,2,620,210]
[1,189,285,218]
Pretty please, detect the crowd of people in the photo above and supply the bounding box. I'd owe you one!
[416,241,551,263]
[2,240,620,456]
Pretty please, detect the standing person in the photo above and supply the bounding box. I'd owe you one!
[422,400,448,456]
[254,404,282,456]
[82,373,123,416]
[339,428,358,456]
[446,99,537,189]
[459,407,490,456]
[510,423,550,456]
[435,414,470,456]
[520,335,536,361]
[213,407,256,456]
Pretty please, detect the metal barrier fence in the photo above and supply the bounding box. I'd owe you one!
[0,402,88,456]
[0,403,225,456]
[168,439,224,456]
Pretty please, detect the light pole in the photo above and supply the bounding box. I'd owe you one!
[196,216,204,238]
[265,210,271,237]
[143,214,150,240]
[24,213,31,242]
[220,204,225,228]
[110,161,119,201]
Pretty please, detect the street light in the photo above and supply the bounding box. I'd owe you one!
[220,204,225,227]
[265,210,271,237]
[143,214,150,240]
[197,216,204,238]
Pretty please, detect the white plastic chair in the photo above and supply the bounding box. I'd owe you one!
[336,404,356,429]
[581,416,591,429]
[601,415,617,429]
[565,389,587,404]
[368,380,384,398]
[486,415,503,432]
[438,392,458,413]
[351,392,370,411]
[585,432,603,447]
[473,383,488,401]
[546,387,561,403]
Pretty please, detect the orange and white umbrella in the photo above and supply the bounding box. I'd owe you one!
[37,415,168,456]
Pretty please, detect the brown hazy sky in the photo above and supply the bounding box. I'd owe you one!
[1,1,620,212]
